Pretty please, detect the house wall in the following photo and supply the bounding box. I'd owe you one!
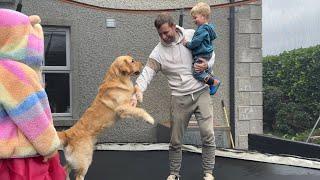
[0,0,262,149]
[234,1,263,149]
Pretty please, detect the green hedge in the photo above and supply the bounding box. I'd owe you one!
[263,45,320,135]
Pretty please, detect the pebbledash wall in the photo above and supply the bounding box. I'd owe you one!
[1,0,262,149]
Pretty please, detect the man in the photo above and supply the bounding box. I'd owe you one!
[132,13,216,180]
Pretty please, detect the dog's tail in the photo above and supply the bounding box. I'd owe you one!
[58,131,68,147]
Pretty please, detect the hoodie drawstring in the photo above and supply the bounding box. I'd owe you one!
[191,93,195,101]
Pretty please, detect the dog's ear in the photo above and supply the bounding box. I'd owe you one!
[120,65,131,75]
[109,63,120,77]
[119,60,131,75]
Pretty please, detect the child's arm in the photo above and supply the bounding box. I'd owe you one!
[212,28,217,41]
[1,66,60,157]
[3,90,60,157]
[185,28,208,49]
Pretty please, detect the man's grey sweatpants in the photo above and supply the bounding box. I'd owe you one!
[169,87,216,176]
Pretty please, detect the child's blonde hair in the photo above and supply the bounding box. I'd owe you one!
[190,2,211,19]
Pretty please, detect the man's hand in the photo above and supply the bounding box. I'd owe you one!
[135,85,143,103]
[130,94,138,107]
[43,150,57,162]
[194,58,208,73]
[131,85,143,107]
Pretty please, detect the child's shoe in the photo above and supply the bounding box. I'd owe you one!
[209,78,221,95]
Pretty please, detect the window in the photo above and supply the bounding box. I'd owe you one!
[43,27,71,116]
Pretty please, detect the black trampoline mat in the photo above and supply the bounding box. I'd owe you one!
[61,150,320,180]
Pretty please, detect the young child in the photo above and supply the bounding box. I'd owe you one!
[183,2,220,95]
[0,9,66,180]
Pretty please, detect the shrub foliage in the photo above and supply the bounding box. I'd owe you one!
[263,45,320,134]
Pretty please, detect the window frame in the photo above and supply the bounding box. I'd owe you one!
[42,26,72,117]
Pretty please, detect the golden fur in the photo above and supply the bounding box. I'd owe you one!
[58,56,154,180]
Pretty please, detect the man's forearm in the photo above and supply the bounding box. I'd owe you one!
[135,58,160,92]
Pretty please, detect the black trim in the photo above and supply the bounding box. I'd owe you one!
[59,150,320,179]
[249,134,320,159]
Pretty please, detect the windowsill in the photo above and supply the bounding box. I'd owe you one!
[0,0,15,4]
[53,116,77,127]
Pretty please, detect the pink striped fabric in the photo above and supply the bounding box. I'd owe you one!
[0,9,44,72]
[0,60,30,85]
[0,9,60,159]
[0,9,29,26]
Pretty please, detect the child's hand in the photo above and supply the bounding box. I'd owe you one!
[43,150,58,162]
[182,37,188,46]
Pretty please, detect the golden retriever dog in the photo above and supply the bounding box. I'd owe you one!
[58,55,154,180]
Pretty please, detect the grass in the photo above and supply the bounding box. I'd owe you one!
[264,128,320,145]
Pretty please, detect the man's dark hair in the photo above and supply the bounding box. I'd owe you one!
[154,12,175,29]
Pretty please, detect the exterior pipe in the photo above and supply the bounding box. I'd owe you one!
[16,0,23,12]
[229,0,236,147]
[179,9,184,27]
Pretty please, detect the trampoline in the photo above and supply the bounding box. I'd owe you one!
[61,143,320,180]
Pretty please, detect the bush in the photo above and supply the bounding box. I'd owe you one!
[263,86,284,132]
[275,102,313,134]
[263,45,320,135]
[281,128,320,144]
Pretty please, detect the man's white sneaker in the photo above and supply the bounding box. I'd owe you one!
[203,173,215,180]
[167,174,179,180]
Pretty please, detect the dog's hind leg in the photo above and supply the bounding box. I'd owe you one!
[74,157,91,180]
[115,105,155,124]
[75,168,87,180]
[70,138,94,180]
[64,164,72,180]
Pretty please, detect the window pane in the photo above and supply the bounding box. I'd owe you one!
[45,73,70,113]
[44,30,66,66]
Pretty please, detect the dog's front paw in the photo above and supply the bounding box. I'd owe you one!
[136,92,143,103]
[145,114,155,125]
[135,85,143,103]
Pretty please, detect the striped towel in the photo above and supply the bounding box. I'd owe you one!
[0,9,60,158]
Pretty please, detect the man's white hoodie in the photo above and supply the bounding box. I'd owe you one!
[136,26,215,96]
